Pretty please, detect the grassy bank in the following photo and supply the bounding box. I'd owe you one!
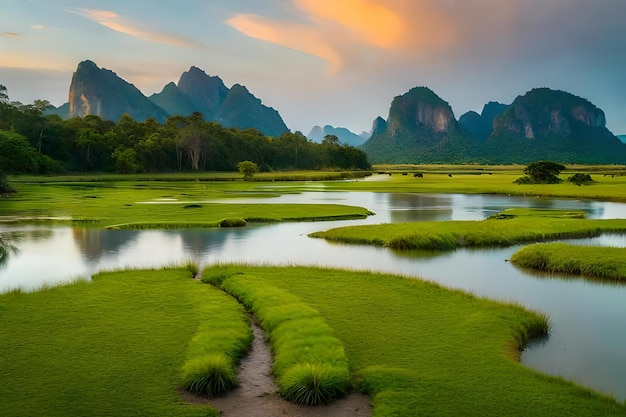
[0,268,246,417]
[324,166,626,202]
[510,243,626,281]
[1,179,371,228]
[311,216,626,250]
[201,265,624,416]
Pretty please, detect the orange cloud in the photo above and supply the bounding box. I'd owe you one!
[294,0,405,48]
[227,14,342,72]
[67,8,202,48]
[226,0,457,72]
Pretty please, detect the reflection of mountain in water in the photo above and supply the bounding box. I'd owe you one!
[387,194,454,222]
[168,228,244,256]
[72,229,139,265]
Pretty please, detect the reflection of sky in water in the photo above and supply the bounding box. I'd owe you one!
[2,192,626,401]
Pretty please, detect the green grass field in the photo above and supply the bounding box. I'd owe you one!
[1,179,371,228]
[2,266,624,416]
[0,268,234,417]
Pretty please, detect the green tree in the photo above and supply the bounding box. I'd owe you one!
[568,173,593,186]
[0,130,38,173]
[112,147,141,173]
[0,171,16,197]
[237,160,258,181]
[516,161,566,184]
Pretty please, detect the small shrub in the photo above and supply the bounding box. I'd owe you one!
[181,354,238,396]
[568,173,593,186]
[183,204,203,209]
[279,363,350,405]
[219,217,247,228]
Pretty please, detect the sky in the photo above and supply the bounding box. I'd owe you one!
[1,0,625,135]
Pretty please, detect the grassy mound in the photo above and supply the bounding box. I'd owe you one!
[203,270,351,405]
[311,215,626,251]
[510,242,626,281]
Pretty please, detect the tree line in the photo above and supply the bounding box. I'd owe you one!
[0,85,370,175]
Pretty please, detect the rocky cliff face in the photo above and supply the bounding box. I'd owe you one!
[385,87,457,135]
[362,87,474,163]
[492,88,606,140]
[68,60,169,122]
[484,88,625,163]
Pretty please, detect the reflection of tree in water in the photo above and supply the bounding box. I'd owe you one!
[0,234,17,266]
[72,228,138,265]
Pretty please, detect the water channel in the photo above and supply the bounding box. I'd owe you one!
[2,189,626,402]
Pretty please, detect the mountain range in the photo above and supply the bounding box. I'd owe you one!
[362,87,626,164]
[45,60,625,164]
[49,60,289,137]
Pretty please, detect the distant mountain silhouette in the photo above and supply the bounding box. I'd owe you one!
[459,101,508,141]
[307,125,367,146]
[63,61,289,136]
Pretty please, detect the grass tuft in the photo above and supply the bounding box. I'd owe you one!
[219,217,248,228]
[181,354,238,396]
[279,363,350,405]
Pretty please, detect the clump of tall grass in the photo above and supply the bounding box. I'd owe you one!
[212,271,351,405]
[181,353,238,395]
[183,260,199,278]
[219,217,247,228]
[510,243,626,281]
[180,277,253,397]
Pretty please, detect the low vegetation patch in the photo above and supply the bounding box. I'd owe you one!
[510,242,626,281]
[311,215,626,251]
[203,270,351,405]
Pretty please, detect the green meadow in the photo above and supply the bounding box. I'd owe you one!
[3,265,624,416]
[0,268,229,417]
[1,176,371,229]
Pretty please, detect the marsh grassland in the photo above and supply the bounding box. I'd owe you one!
[2,166,626,416]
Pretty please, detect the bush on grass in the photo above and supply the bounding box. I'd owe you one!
[219,217,248,228]
[181,353,238,396]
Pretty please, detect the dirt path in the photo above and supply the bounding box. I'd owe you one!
[182,321,371,416]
